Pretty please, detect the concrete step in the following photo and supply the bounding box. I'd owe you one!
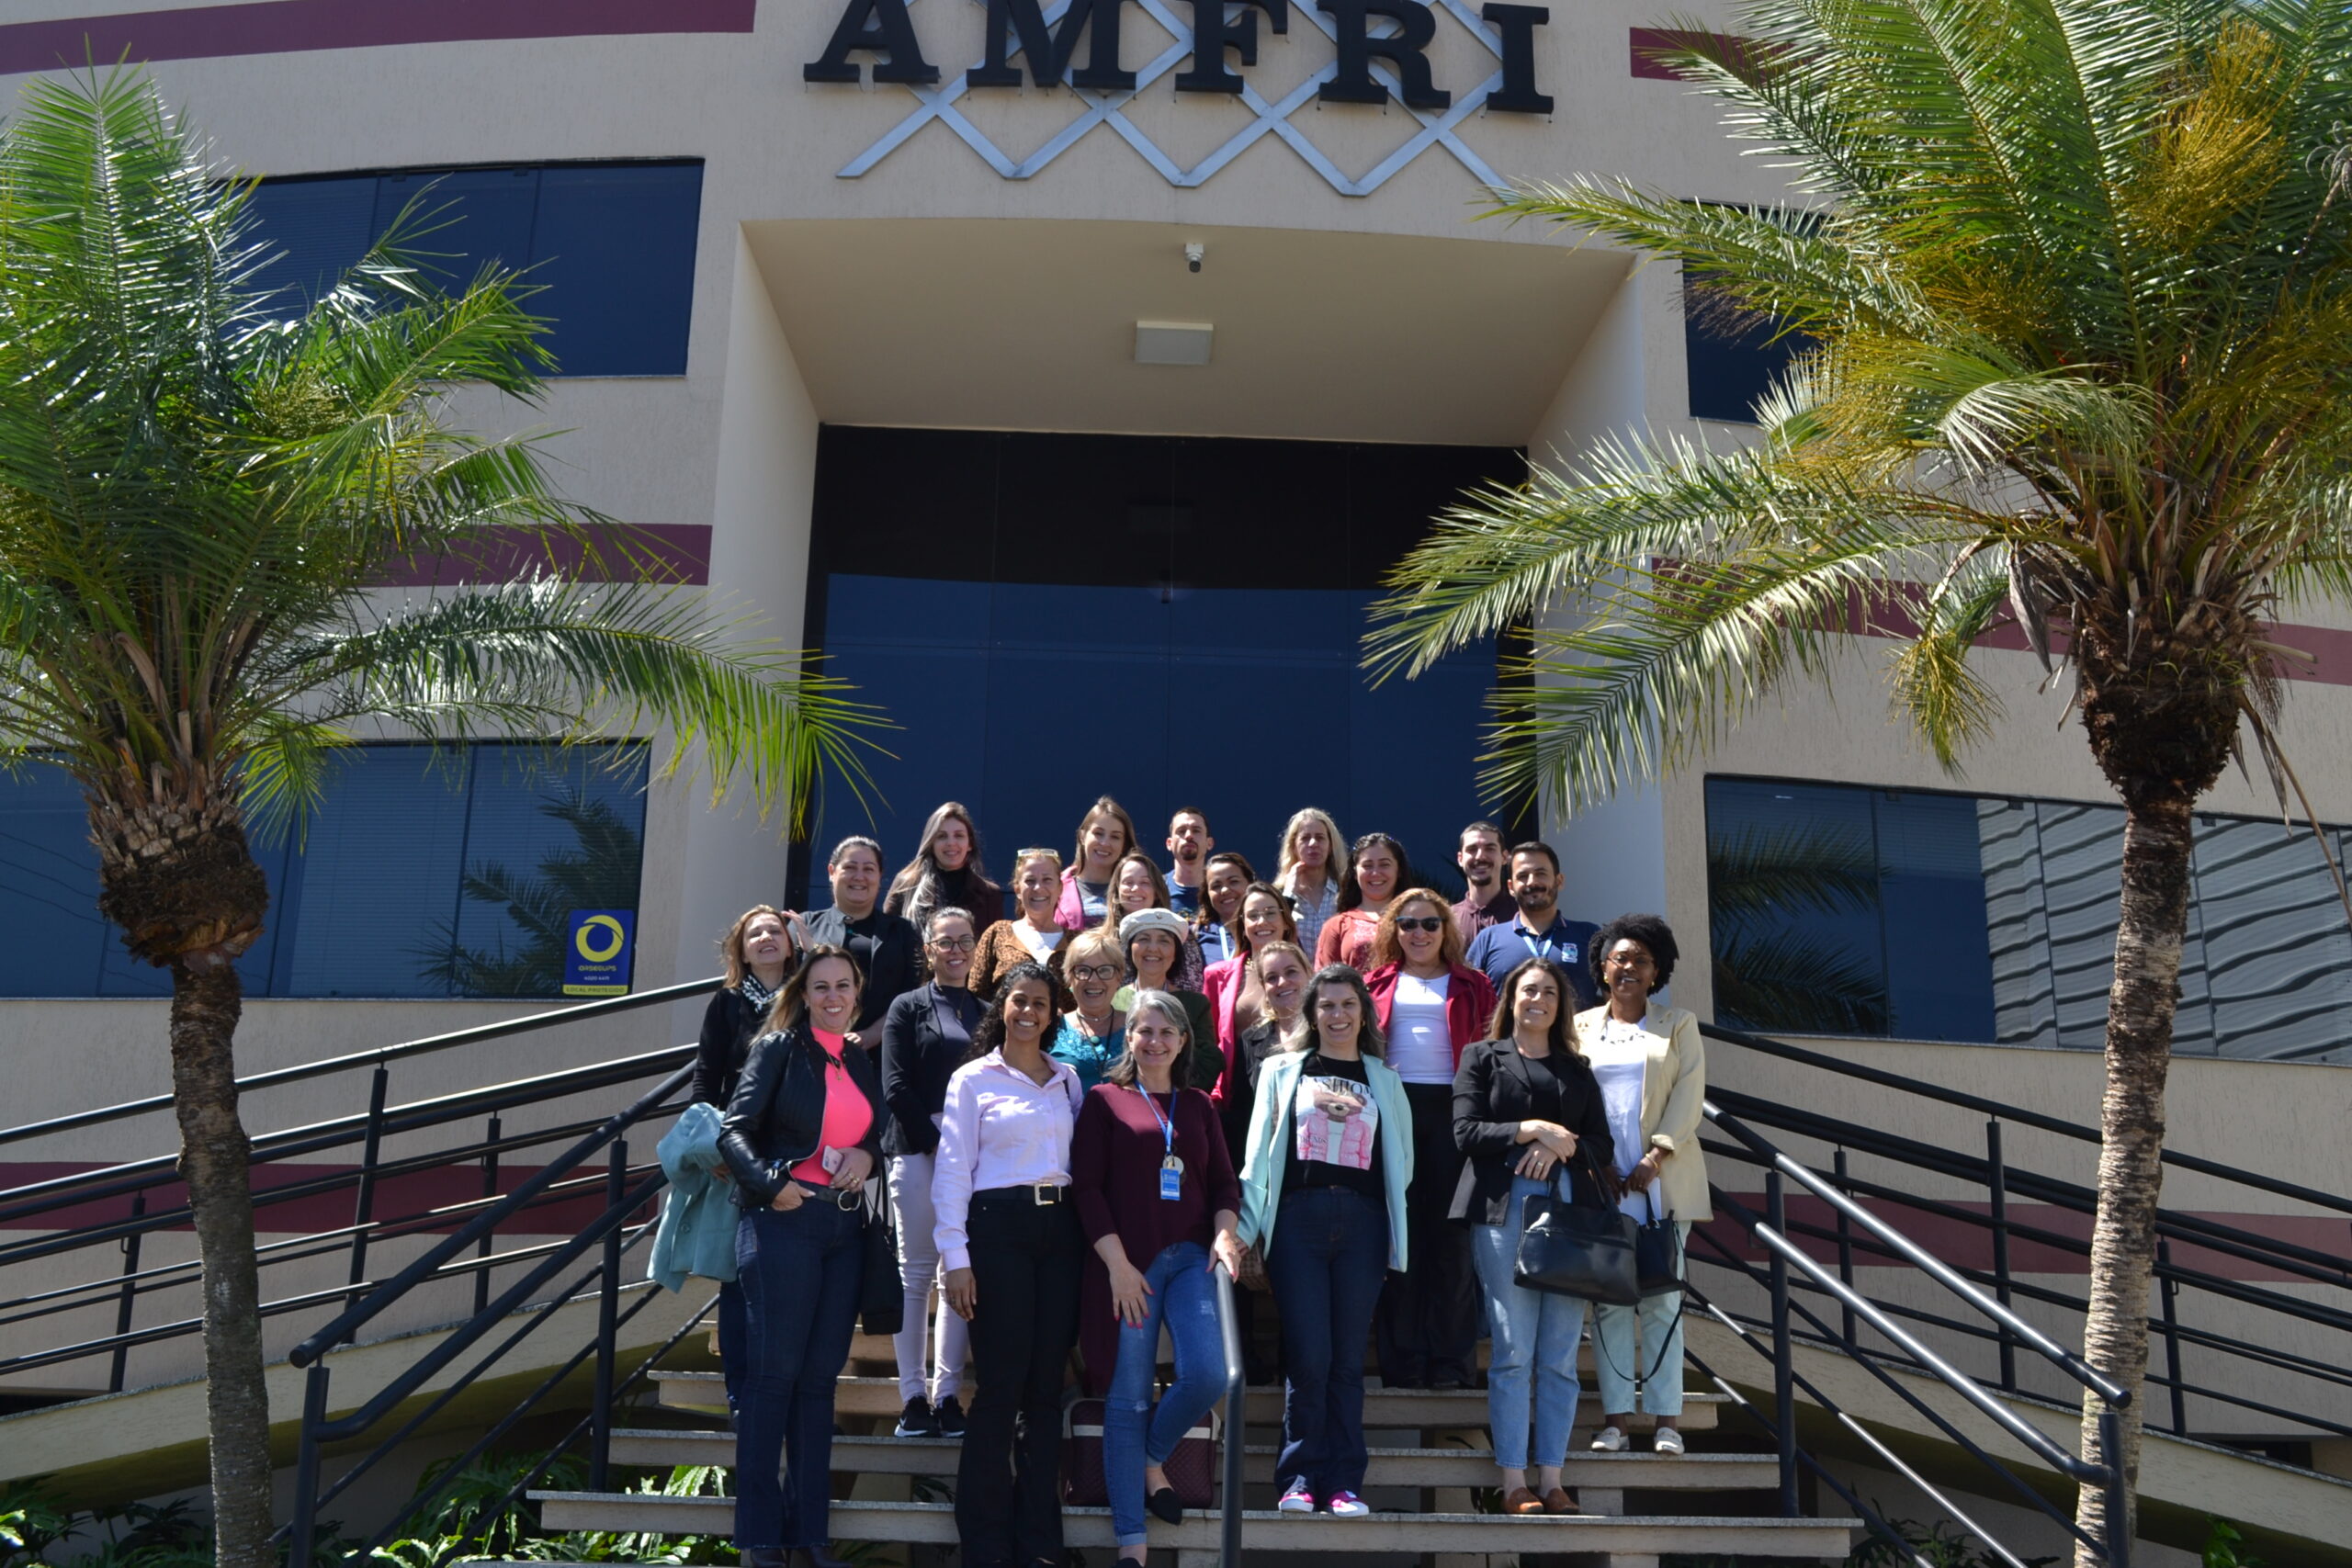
[608,1427,1778,1498]
[534,1493,1857,1559]
[650,1371,1721,1432]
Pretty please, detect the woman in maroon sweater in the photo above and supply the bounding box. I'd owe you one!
[1071,990,1246,1559]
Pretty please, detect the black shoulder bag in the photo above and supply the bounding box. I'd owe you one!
[1512,1145,1641,1305]
[1634,1181,1684,1297]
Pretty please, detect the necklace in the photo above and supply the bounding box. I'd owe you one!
[1072,1008,1115,1038]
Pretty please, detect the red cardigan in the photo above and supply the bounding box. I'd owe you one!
[1363,962,1496,1071]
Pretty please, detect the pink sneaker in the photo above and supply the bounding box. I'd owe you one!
[1277,1482,1317,1514]
[1326,1490,1371,1517]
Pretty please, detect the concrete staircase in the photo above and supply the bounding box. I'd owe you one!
[533,1318,1860,1568]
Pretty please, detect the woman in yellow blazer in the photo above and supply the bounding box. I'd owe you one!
[1572,913,1708,1457]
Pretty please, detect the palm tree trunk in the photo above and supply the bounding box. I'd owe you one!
[2073,794,2191,1567]
[169,952,275,1568]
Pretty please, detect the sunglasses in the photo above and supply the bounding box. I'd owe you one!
[1396,916,1445,934]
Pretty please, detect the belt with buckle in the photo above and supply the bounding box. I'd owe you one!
[976,1182,1068,1206]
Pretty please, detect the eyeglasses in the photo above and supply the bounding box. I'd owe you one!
[1604,953,1656,970]
[929,936,977,952]
[1070,964,1125,982]
[1395,916,1445,934]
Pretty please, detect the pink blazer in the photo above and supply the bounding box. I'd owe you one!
[1053,868,1095,932]
[1363,962,1497,1074]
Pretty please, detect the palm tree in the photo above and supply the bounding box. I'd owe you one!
[1367,1,2352,1558]
[0,73,879,1567]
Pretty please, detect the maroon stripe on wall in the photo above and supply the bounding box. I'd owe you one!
[378,524,714,587]
[1630,27,1750,81]
[0,0,756,76]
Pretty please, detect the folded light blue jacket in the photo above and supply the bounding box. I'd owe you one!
[649,1101,738,1291]
[1235,1047,1414,1272]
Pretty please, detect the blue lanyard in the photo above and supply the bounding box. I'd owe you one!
[1135,1085,1176,1159]
[1519,923,1568,964]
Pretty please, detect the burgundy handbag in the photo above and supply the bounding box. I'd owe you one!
[1062,1397,1220,1507]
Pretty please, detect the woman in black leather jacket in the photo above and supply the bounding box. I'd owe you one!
[693,905,807,1109]
[720,944,888,1568]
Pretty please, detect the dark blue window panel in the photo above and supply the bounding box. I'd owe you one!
[0,744,646,998]
[243,175,378,310]
[1684,293,1805,423]
[530,164,703,376]
[243,161,701,378]
[1874,790,1997,1042]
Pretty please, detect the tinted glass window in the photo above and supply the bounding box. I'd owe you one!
[802,429,1524,911]
[0,744,646,998]
[243,162,702,377]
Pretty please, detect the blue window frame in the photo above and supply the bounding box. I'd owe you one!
[0,744,649,999]
[242,160,703,377]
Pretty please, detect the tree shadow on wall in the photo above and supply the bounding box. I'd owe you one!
[417,788,643,998]
[1708,823,1889,1035]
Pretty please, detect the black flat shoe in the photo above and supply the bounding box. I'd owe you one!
[792,1547,854,1568]
[1147,1485,1184,1525]
[741,1551,789,1568]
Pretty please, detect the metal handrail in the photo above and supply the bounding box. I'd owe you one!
[1703,1021,2352,1220]
[0,976,720,1148]
[1707,1100,2132,1406]
[1212,1265,1246,1568]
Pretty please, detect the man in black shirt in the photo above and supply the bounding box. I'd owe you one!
[802,835,921,1032]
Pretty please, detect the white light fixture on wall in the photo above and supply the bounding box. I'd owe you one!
[1135,321,1213,366]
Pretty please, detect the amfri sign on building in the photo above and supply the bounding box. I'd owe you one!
[805,0,1557,194]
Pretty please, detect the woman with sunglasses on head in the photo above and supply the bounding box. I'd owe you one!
[719,945,887,1568]
[1577,914,1708,1458]
[886,802,1003,945]
[878,908,986,1440]
[1054,795,1139,932]
[1051,926,1128,1092]
[1314,832,1411,972]
[934,963,1088,1568]
[1235,964,1413,1518]
[973,848,1068,998]
[1362,889,1495,1389]
[693,904,810,1424]
[1071,990,1247,1562]
[1272,807,1344,958]
[1191,851,1257,968]
[1453,957,1614,1515]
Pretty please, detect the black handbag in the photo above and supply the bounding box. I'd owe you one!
[857,1185,904,1337]
[1513,1149,1641,1305]
[1634,1186,1684,1298]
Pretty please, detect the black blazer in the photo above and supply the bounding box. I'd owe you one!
[803,906,922,1031]
[719,1025,888,1209]
[692,983,784,1109]
[1448,1037,1615,1225]
[878,983,981,1156]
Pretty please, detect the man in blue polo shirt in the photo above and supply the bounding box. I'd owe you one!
[1466,840,1601,1009]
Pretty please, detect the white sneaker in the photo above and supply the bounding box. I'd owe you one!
[1589,1425,1628,1452]
[1653,1426,1685,1455]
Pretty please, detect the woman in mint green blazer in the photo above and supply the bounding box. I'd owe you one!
[1234,964,1413,1518]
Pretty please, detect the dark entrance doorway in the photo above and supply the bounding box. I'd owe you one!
[795,428,1522,909]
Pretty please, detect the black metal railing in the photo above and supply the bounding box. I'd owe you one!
[0,978,718,1393]
[1701,1021,2352,1452]
[1690,1099,2136,1567]
[1212,1265,1246,1568]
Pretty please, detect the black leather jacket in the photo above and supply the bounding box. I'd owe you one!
[719,1025,887,1210]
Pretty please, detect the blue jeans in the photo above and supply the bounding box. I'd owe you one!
[1591,1220,1692,1416]
[1470,1176,1590,1468]
[1266,1185,1388,1496]
[1104,1241,1225,1547]
[733,1199,864,1549]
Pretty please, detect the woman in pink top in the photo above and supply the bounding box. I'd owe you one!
[1315,832,1410,971]
[933,961,1087,1568]
[718,946,888,1568]
[1202,881,1301,1071]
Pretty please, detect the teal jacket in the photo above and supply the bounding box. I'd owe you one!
[649,1101,738,1291]
[1235,1047,1414,1272]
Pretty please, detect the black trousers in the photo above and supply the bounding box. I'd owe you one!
[956,1193,1084,1568]
[1374,1081,1478,1386]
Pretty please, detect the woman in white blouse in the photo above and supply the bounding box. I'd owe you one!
[1572,913,1708,1457]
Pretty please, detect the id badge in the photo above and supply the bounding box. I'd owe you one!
[1159,1157,1184,1201]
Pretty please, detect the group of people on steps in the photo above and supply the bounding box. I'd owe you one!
[693,798,1709,1568]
